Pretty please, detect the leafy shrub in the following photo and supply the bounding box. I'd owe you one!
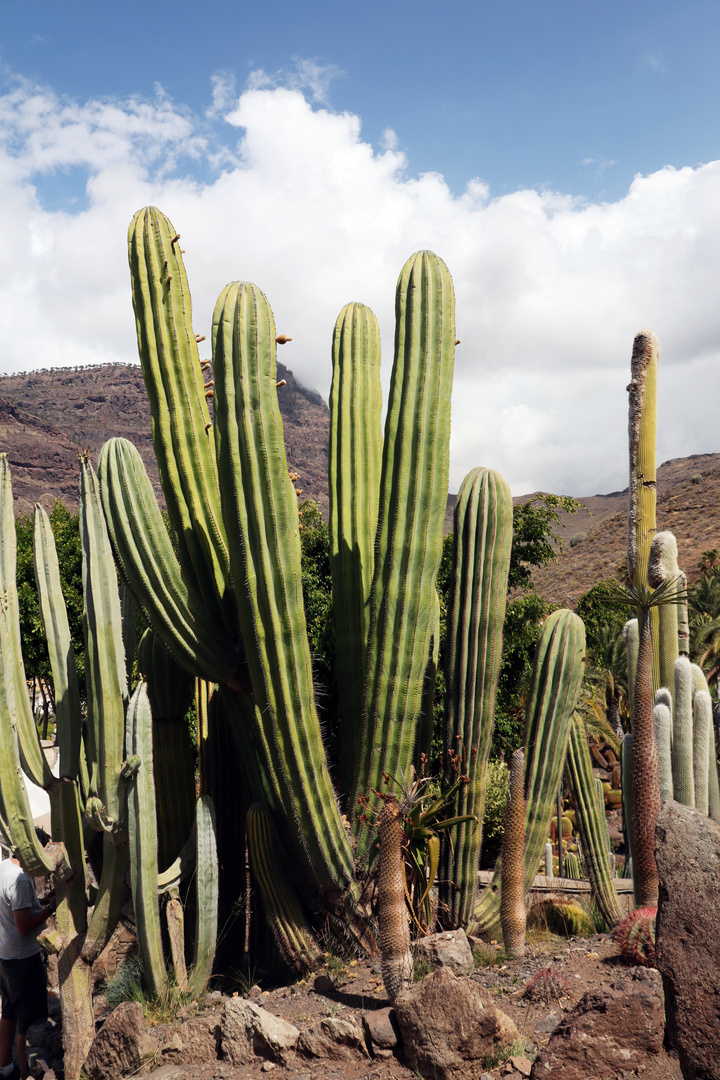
[569,531,588,547]
[479,759,509,868]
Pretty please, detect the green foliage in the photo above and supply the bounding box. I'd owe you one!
[479,759,510,869]
[494,592,552,759]
[575,581,628,667]
[16,500,84,704]
[508,494,583,591]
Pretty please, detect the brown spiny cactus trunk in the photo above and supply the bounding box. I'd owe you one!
[631,605,661,906]
[377,797,413,1001]
[500,749,526,958]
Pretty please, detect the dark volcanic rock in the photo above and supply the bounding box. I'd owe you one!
[656,800,720,1080]
[529,970,664,1080]
[394,967,518,1080]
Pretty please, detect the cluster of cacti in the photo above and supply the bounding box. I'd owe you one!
[472,610,587,933]
[0,456,218,1079]
[615,906,657,968]
[620,330,720,910]
[527,897,595,937]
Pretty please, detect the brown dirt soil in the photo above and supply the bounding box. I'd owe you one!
[171,931,682,1080]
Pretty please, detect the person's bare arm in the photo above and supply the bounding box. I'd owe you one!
[13,894,57,937]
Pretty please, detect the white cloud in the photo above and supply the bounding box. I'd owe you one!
[0,70,719,498]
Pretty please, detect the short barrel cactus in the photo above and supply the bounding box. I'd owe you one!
[614,906,657,968]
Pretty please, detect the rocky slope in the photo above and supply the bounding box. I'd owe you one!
[0,362,330,518]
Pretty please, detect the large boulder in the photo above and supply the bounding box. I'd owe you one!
[221,998,299,1065]
[413,928,474,976]
[529,970,664,1080]
[394,966,518,1080]
[152,1009,223,1065]
[655,799,720,1080]
[297,1016,369,1059]
[83,1001,158,1080]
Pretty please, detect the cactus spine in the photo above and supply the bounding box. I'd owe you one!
[692,690,712,815]
[567,715,621,926]
[500,749,526,958]
[654,700,674,804]
[328,303,383,798]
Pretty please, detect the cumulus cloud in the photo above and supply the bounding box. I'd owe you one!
[0,67,718,497]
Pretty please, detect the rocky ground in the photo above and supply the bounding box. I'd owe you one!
[26,926,684,1080]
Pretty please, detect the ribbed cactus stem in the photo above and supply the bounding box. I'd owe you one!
[212,278,355,897]
[128,207,231,630]
[567,716,621,927]
[672,657,695,807]
[442,468,513,926]
[544,842,553,877]
[654,702,674,804]
[627,330,660,693]
[355,252,455,851]
[127,681,168,999]
[188,794,219,997]
[328,302,383,797]
[500,749,526,958]
[647,532,680,693]
[246,802,321,976]
[623,619,639,711]
[33,504,82,781]
[692,690,712,816]
[621,734,634,885]
[631,605,661,907]
[377,797,413,1002]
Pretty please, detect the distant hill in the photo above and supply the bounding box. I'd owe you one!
[0,362,330,518]
[2,364,717,612]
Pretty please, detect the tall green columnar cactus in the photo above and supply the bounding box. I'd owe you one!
[441,467,513,927]
[472,610,586,933]
[567,715,621,927]
[627,330,660,692]
[328,303,383,799]
[211,278,356,899]
[672,656,695,806]
[647,532,681,692]
[127,207,233,636]
[354,252,455,855]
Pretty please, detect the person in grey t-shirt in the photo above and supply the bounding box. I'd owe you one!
[0,856,56,1080]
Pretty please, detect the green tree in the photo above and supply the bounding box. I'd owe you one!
[16,501,84,730]
[509,493,583,590]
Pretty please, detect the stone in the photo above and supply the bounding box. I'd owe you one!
[154,1010,222,1064]
[142,1066,249,1080]
[655,800,720,1080]
[508,1055,532,1077]
[413,928,474,976]
[83,1001,158,1080]
[529,975,664,1080]
[363,1006,399,1050]
[221,998,299,1065]
[312,974,336,994]
[394,966,518,1080]
[297,1016,369,1060]
[533,1014,559,1034]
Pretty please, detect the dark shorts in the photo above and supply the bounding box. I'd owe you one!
[0,953,48,1035]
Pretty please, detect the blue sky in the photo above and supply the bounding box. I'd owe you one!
[1,1,720,495]
[4,0,720,202]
